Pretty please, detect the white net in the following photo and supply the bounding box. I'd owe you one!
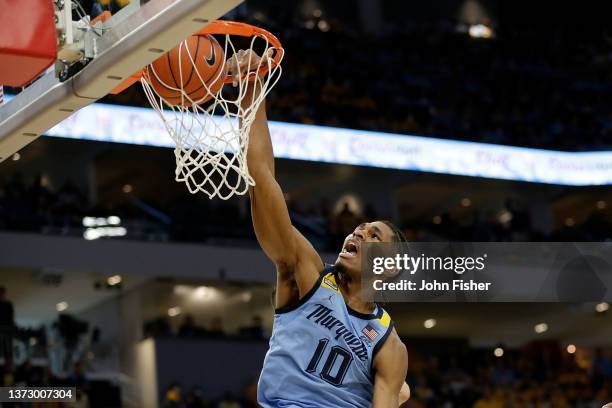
[141,28,283,199]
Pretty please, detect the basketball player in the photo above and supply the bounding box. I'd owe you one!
[227,50,410,407]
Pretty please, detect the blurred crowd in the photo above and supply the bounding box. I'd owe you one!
[406,346,612,408]
[265,19,612,152]
[154,344,612,408]
[4,2,611,149]
[0,286,119,407]
[0,360,97,407]
[94,4,612,152]
[144,314,266,341]
[1,173,611,252]
[160,381,259,408]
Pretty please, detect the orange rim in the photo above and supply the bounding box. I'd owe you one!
[197,20,283,84]
[109,20,283,94]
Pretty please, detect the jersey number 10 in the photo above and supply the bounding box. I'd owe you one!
[306,338,354,386]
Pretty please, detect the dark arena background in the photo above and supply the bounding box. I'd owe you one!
[1,0,612,407]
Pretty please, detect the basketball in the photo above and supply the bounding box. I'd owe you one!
[147,34,226,106]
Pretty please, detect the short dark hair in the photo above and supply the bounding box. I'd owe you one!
[380,220,409,279]
[380,220,408,244]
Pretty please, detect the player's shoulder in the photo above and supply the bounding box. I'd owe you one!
[374,327,408,369]
[385,328,407,356]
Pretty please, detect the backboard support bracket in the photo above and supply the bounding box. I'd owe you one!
[0,0,243,162]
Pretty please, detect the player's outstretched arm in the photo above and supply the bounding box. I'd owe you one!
[372,331,409,408]
[229,50,323,307]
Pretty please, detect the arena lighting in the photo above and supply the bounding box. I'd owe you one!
[173,285,192,295]
[40,175,50,188]
[534,323,548,334]
[596,302,609,313]
[567,344,577,354]
[192,286,220,301]
[82,216,121,227]
[597,200,607,210]
[107,216,121,225]
[468,24,493,39]
[565,217,575,227]
[432,215,442,225]
[252,11,265,21]
[193,286,210,299]
[494,347,504,357]
[317,20,330,32]
[122,184,133,193]
[461,198,472,207]
[56,301,69,312]
[334,195,362,216]
[497,209,513,224]
[82,215,126,240]
[424,318,437,329]
[107,275,122,286]
[241,291,253,302]
[83,226,127,240]
[167,306,182,317]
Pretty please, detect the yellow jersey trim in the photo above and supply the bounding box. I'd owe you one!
[321,272,339,292]
[378,311,392,328]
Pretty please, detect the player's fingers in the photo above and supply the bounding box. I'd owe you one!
[225,57,238,87]
[244,50,260,70]
[229,49,265,86]
[228,50,248,87]
[263,48,274,63]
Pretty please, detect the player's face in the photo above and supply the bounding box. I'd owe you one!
[336,221,396,272]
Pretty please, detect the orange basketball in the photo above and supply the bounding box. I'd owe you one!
[147,34,226,106]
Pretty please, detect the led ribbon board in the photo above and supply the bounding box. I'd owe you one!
[25,100,612,186]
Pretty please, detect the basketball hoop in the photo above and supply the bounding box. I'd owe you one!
[139,20,284,199]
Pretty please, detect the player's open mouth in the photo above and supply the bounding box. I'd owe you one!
[340,240,359,258]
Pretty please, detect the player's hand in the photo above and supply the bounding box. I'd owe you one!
[226,49,273,87]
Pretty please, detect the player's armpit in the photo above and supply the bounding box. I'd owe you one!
[273,228,324,309]
[372,332,408,408]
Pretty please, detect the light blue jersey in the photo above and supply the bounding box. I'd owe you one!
[258,265,394,408]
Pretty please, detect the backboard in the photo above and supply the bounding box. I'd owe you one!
[0,0,243,163]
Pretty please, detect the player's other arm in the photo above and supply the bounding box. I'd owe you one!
[399,382,411,406]
[232,51,323,306]
[372,331,409,408]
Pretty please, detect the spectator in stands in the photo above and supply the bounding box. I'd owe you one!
[330,202,359,247]
[178,314,201,337]
[67,361,88,389]
[239,315,265,340]
[473,387,501,408]
[185,386,207,408]
[145,316,172,338]
[215,391,241,408]
[243,379,259,408]
[0,286,15,362]
[207,317,225,339]
[162,383,184,408]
